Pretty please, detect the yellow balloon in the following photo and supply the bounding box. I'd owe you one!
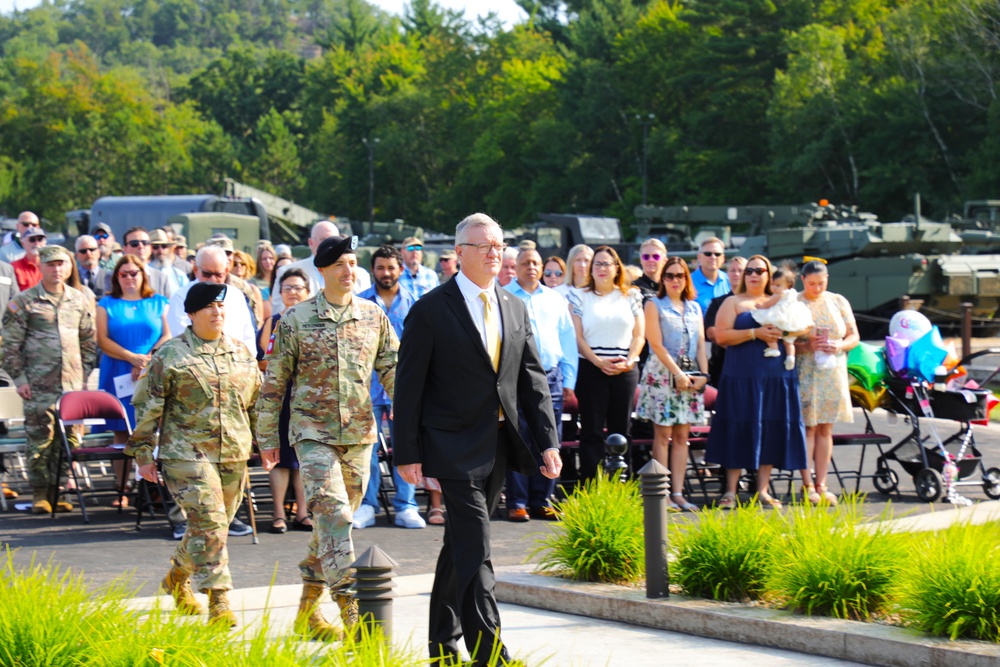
[850,384,887,412]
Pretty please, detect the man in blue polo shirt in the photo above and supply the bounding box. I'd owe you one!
[355,243,425,529]
[398,236,439,298]
[690,237,731,316]
[504,246,578,521]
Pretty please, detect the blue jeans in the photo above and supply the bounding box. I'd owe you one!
[506,367,563,510]
[362,404,417,513]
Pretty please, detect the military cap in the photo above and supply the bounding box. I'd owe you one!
[440,249,457,259]
[90,222,112,235]
[148,229,171,246]
[402,236,423,249]
[208,235,235,253]
[39,245,71,263]
[518,239,537,250]
[314,235,358,268]
[184,282,227,313]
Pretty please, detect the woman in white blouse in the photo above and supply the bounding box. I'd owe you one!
[568,245,645,481]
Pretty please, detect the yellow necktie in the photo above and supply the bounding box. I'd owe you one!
[480,292,500,371]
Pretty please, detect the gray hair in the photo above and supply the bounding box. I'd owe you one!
[801,260,828,278]
[455,213,502,246]
[195,244,228,268]
[502,246,518,263]
[75,234,96,250]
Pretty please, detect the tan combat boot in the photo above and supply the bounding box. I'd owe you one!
[334,591,359,638]
[31,487,51,514]
[206,589,237,628]
[294,582,342,641]
[54,493,74,513]
[160,565,204,615]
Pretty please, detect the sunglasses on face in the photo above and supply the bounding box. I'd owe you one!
[118,270,141,279]
[663,271,686,281]
[702,251,723,257]
[93,233,109,240]
[744,267,768,276]
[77,247,99,253]
[26,236,46,243]
[199,270,226,280]
[642,253,662,261]
[126,239,151,247]
[405,244,423,252]
[544,269,564,278]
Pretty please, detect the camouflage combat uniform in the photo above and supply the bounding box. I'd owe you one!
[228,275,264,330]
[128,328,260,592]
[257,292,397,592]
[1,283,96,492]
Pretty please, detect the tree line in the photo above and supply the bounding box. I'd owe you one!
[2,0,1000,234]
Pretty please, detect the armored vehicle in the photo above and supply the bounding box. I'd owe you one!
[517,213,640,263]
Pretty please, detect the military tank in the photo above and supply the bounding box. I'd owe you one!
[634,201,1000,336]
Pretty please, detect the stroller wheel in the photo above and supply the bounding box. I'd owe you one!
[872,467,899,495]
[983,467,1000,500]
[915,468,944,503]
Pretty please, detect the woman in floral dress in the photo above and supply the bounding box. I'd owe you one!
[795,260,859,505]
[635,257,708,512]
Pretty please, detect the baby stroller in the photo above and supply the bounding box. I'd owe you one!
[875,348,1000,503]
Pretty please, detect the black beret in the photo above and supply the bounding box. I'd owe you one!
[314,235,358,268]
[184,282,227,314]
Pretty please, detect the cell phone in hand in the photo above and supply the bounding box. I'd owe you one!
[816,326,830,343]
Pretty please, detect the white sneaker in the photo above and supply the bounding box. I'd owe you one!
[353,504,376,529]
[394,507,427,529]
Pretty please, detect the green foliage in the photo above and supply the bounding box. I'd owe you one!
[768,497,908,620]
[671,501,784,602]
[897,521,1000,642]
[532,475,645,583]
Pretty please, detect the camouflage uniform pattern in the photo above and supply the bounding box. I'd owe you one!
[127,328,260,592]
[228,275,264,330]
[1,283,96,488]
[256,293,397,590]
[295,440,371,590]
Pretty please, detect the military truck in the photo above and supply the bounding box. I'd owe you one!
[165,212,263,255]
[516,213,640,263]
[635,202,1000,336]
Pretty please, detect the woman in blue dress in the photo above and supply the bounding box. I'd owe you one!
[96,255,170,506]
[704,255,808,509]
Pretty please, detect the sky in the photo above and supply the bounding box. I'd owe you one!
[0,0,529,27]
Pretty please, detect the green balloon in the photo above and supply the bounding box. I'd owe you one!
[847,342,887,391]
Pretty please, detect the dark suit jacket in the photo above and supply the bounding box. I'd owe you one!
[79,265,108,298]
[393,276,559,480]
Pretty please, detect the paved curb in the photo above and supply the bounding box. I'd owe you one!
[495,565,1000,667]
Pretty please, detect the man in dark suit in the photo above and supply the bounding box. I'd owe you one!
[394,212,562,666]
[75,235,108,298]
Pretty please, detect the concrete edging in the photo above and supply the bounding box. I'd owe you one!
[495,566,1000,667]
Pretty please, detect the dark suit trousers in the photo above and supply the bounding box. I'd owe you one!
[429,426,510,665]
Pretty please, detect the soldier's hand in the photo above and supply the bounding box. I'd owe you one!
[260,449,280,471]
[398,463,423,486]
[15,384,31,400]
[138,463,158,483]
[540,448,562,479]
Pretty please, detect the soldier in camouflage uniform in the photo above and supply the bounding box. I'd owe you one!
[257,235,398,641]
[1,245,96,513]
[128,282,260,628]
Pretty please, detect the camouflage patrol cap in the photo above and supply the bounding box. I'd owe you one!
[208,235,235,253]
[38,245,71,263]
[184,282,227,313]
[314,235,358,268]
[440,249,457,259]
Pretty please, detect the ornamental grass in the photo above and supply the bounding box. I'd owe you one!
[531,474,645,584]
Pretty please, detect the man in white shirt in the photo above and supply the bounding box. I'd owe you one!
[167,246,256,353]
[0,211,39,264]
[270,221,371,315]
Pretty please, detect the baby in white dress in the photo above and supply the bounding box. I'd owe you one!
[752,263,814,370]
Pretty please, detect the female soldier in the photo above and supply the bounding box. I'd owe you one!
[128,282,261,627]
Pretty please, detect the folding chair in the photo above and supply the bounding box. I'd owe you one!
[0,386,27,512]
[376,432,395,521]
[53,390,133,523]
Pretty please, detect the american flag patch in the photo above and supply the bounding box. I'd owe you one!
[266,333,276,355]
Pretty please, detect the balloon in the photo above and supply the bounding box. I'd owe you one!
[889,310,932,343]
[942,340,967,380]
[847,342,887,390]
[849,383,888,412]
[971,393,1000,427]
[885,335,910,374]
[907,326,948,383]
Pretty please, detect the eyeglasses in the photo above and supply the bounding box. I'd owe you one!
[663,272,685,281]
[281,285,307,293]
[77,247,99,253]
[118,270,141,279]
[592,261,614,269]
[702,251,724,257]
[199,270,226,280]
[641,253,662,261]
[126,240,151,247]
[544,269,564,278]
[744,267,768,276]
[459,242,507,254]
[405,244,423,252]
[93,233,109,240]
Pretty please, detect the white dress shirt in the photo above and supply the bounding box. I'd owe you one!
[455,270,504,351]
[270,258,372,315]
[167,280,257,353]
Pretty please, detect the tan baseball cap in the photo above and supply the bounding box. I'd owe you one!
[208,235,235,253]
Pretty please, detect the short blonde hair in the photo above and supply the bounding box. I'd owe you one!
[639,238,667,254]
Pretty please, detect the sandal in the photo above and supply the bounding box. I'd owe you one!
[111,495,129,508]
[270,518,288,534]
[671,493,699,512]
[427,507,446,525]
[291,517,313,532]
[717,492,737,510]
[803,485,821,505]
[817,484,838,506]
[758,492,783,510]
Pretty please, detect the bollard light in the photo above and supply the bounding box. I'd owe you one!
[638,458,670,599]
[350,545,398,640]
[603,433,629,482]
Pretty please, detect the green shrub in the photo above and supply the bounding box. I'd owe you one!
[767,496,907,620]
[531,475,645,583]
[671,501,785,601]
[897,521,1000,642]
